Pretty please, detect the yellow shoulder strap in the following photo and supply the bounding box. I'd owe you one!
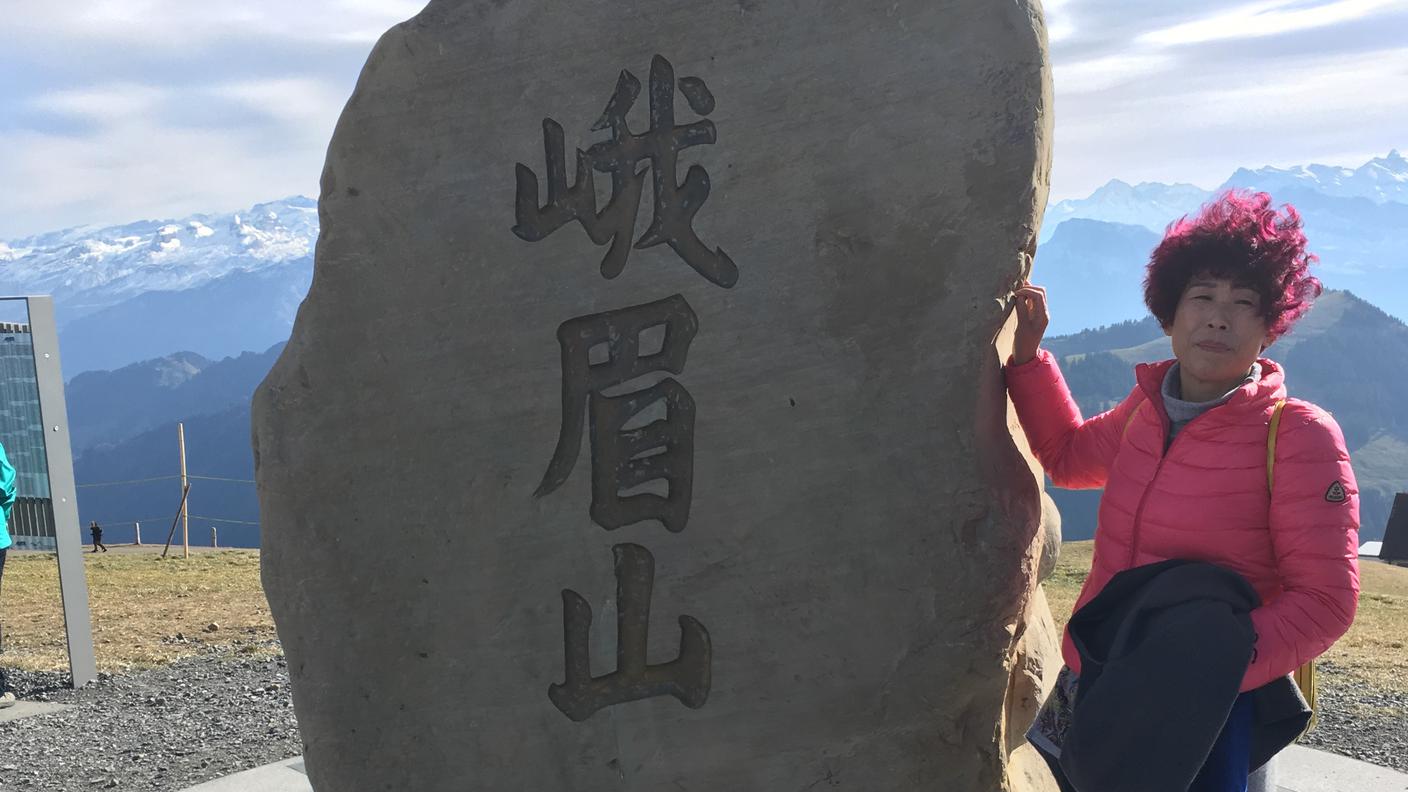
[1267,399,1288,491]
[1266,397,1317,733]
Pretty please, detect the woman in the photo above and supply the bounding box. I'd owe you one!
[1007,190,1360,791]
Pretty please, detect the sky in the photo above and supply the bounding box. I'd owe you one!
[1,0,1405,239]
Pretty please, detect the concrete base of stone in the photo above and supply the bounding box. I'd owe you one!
[1275,745,1408,792]
[174,748,1408,792]
[0,701,67,724]
[178,758,309,792]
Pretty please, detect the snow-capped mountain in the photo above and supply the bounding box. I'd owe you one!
[1041,180,1211,242]
[0,196,317,321]
[1033,151,1408,330]
[1044,151,1408,240]
[1,151,1403,377]
[1221,150,1408,205]
[0,196,316,375]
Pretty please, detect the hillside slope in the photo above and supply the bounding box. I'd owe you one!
[1041,291,1407,541]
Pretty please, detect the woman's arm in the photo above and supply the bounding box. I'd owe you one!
[1005,285,1144,489]
[0,442,15,520]
[1007,352,1144,489]
[1242,403,1360,692]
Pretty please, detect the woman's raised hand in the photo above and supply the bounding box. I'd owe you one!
[1012,284,1049,365]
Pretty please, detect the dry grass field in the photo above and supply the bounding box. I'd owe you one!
[1,541,1403,693]
[1,546,277,672]
[1047,541,1408,694]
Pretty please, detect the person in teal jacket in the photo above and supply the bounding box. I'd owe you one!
[0,441,15,550]
[0,440,16,708]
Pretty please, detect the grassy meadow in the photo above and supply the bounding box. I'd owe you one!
[1047,541,1408,694]
[0,541,1403,698]
[1,547,277,672]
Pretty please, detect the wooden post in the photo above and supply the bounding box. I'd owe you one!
[134,521,141,546]
[211,526,218,548]
[161,484,191,559]
[178,422,189,559]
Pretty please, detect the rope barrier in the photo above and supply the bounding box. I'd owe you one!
[76,473,256,488]
[187,515,260,526]
[75,475,181,488]
[186,475,256,484]
[74,471,261,533]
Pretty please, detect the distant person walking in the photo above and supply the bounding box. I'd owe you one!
[0,440,17,707]
[89,521,107,553]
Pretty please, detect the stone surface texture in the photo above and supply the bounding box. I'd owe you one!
[254,1,1056,789]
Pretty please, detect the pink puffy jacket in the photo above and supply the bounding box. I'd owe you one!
[1007,349,1360,692]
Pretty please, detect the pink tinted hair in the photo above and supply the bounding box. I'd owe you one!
[1144,189,1322,339]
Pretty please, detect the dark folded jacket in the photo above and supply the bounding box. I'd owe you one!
[1058,559,1310,792]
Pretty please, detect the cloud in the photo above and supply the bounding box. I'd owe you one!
[1055,53,1175,94]
[0,76,348,237]
[1178,46,1408,121]
[1043,0,1077,43]
[1137,0,1407,46]
[1043,0,1408,201]
[29,83,169,123]
[0,1,413,236]
[1050,43,1408,200]
[0,114,321,238]
[2,0,1405,236]
[214,78,347,130]
[8,0,426,48]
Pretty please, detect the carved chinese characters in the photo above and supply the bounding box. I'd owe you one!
[515,54,732,721]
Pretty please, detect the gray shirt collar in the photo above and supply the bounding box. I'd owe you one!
[1161,361,1263,425]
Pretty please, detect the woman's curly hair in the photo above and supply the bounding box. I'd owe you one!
[1144,189,1322,340]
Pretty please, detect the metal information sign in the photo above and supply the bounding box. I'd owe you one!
[0,296,96,687]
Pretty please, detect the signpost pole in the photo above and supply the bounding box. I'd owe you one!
[24,296,97,688]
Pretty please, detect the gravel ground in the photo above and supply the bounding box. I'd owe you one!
[1298,659,1408,774]
[0,645,300,792]
[0,650,1401,790]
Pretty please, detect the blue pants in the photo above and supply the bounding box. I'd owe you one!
[1189,691,1256,792]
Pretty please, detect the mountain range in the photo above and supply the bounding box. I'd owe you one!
[3,153,1403,375]
[1044,150,1408,242]
[69,346,284,548]
[1039,150,1408,335]
[62,290,1406,548]
[0,197,314,374]
[0,196,315,315]
[66,345,285,456]
[1,152,1403,547]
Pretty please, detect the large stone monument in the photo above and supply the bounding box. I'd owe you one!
[254,1,1059,789]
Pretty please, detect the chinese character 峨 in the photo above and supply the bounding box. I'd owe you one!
[513,54,738,288]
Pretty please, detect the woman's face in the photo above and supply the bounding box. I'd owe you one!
[1163,275,1274,400]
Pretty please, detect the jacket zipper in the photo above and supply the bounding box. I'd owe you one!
[1126,406,1217,567]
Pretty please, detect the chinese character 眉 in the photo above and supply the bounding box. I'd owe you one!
[536,295,698,534]
[513,54,738,289]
